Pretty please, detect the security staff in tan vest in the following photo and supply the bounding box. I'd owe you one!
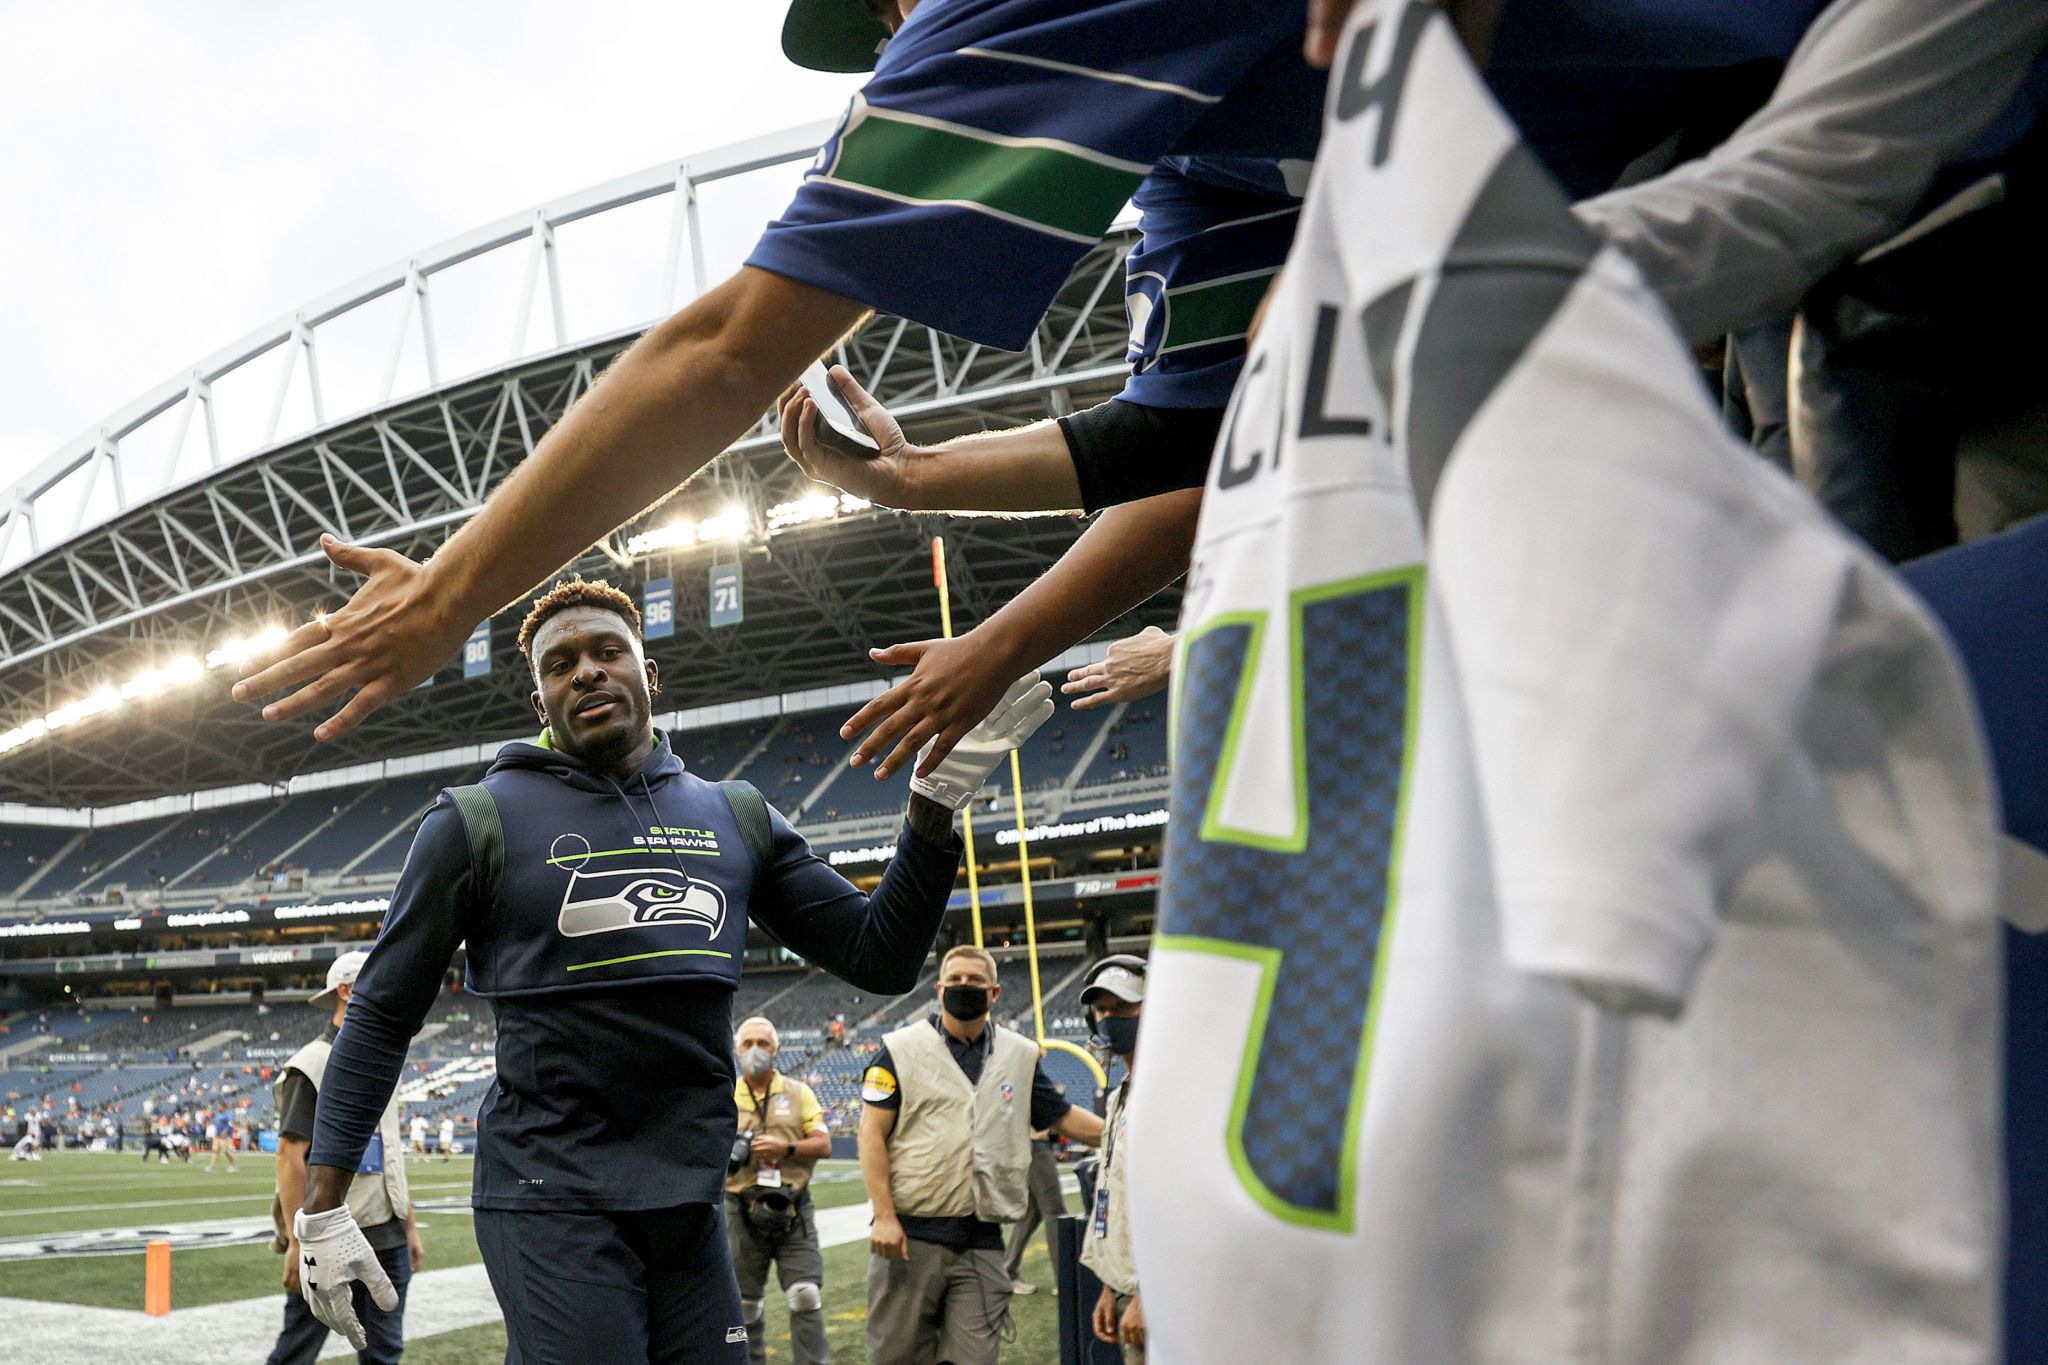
[727,1014,834,1365]
[860,943,1104,1365]
[267,950,422,1365]
[1078,955,1147,1363]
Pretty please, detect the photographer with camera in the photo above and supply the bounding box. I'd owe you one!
[728,1015,834,1365]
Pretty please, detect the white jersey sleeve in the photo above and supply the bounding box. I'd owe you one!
[1423,251,1857,1011]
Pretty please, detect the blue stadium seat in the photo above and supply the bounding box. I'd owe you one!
[1077,704,1169,788]
[58,814,183,898]
[0,824,83,897]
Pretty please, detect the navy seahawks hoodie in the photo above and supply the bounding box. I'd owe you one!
[309,732,960,1210]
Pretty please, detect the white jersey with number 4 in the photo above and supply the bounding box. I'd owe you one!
[1129,4,2004,1362]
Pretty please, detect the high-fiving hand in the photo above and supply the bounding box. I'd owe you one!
[1063,626,1175,710]
[295,1204,399,1351]
[232,534,469,742]
[908,672,1056,810]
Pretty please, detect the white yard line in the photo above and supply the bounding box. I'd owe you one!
[3,1179,953,1364]
[0,1192,285,1217]
[6,1201,888,1363]
[2,1263,507,1365]
[0,1182,473,1218]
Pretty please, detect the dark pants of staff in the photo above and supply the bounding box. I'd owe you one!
[1003,1141,1066,1283]
[266,1239,414,1365]
[475,1202,748,1365]
[726,1190,830,1365]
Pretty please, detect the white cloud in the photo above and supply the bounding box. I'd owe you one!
[0,0,859,487]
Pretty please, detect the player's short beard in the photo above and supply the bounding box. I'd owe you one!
[551,694,650,772]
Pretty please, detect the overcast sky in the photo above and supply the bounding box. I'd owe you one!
[0,0,860,500]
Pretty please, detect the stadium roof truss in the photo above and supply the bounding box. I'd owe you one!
[0,124,1167,807]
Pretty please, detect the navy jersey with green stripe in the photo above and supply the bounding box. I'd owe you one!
[747,0,1322,407]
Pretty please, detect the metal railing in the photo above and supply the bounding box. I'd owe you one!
[3,120,835,570]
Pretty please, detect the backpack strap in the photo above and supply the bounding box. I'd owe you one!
[447,784,504,910]
[718,780,774,866]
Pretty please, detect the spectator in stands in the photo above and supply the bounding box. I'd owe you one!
[1080,956,1148,1362]
[267,950,422,1365]
[860,944,1104,1365]
[727,1015,834,1365]
[288,577,1047,1362]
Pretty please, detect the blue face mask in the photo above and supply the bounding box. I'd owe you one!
[1092,1013,1142,1057]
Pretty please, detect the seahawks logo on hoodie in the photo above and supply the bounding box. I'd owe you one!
[550,835,727,939]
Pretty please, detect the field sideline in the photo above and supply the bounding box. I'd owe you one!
[0,1148,1067,1363]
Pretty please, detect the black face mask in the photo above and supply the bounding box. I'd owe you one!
[942,985,990,1021]
[1093,1013,1142,1057]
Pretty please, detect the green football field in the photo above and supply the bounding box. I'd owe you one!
[0,1148,1066,1363]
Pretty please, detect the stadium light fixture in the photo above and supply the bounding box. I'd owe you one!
[0,624,291,760]
[120,657,203,700]
[0,719,47,755]
[46,689,122,731]
[205,625,289,670]
[766,490,871,532]
[625,505,754,557]
[625,520,697,557]
[696,507,749,542]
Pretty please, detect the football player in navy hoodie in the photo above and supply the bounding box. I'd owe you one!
[292,576,1051,1362]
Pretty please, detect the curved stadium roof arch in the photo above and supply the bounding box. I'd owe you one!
[0,122,1157,806]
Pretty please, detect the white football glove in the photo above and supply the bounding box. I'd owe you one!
[910,673,1057,810]
[295,1205,399,1350]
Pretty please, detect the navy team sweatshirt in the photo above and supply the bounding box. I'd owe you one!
[309,732,959,1210]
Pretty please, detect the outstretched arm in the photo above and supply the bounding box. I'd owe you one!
[1575,0,2048,342]
[781,366,1220,515]
[237,268,870,741]
[304,801,477,1210]
[746,799,962,997]
[844,490,1200,780]
[780,366,1083,512]
[750,675,1051,987]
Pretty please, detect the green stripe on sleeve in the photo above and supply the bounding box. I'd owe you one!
[1163,271,1279,353]
[829,112,1143,242]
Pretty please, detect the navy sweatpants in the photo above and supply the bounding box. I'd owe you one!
[475,1202,748,1364]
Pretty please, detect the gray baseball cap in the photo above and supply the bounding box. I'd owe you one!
[1080,954,1147,1006]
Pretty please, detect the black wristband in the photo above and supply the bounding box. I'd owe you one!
[1056,398,1225,513]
